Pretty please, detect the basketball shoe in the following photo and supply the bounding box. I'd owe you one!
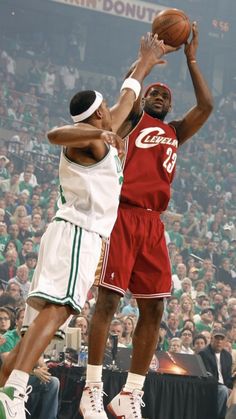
[107,388,145,418]
[0,386,31,419]
[79,382,108,418]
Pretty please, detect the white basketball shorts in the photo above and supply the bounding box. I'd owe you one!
[26,219,102,313]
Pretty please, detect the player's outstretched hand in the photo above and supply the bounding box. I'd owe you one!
[184,21,198,62]
[101,131,125,159]
[139,32,167,66]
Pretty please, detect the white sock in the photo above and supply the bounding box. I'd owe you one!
[86,364,103,385]
[6,369,29,395]
[123,372,145,392]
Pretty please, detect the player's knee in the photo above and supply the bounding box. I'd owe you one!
[138,298,164,321]
[95,289,120,317]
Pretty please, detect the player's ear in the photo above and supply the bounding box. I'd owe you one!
[95,107,103,120]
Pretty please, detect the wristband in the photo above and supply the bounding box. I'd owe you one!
[120,78,141,100]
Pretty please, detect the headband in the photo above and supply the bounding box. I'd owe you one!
[71,91,103,123]
[144,83,172,103]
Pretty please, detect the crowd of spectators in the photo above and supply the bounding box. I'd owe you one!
[0,16,235,391]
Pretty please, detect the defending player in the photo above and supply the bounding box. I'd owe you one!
[0,33,172,419]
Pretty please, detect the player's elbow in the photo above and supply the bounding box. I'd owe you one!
[199,97,214,118]
[207,98,214,114]
[47,128,60,144]
[204,95,214,114]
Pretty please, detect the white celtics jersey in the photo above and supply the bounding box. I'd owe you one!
[55,146,123,238]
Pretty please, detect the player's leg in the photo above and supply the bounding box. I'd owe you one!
[108,210,169,418]
[108,298,163,419]
[14,303,71,372]
[88,287,121,364]
[80,209,135,418]
[130,297,164,374]
[80,287,120,419]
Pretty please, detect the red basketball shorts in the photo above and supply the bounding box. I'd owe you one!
[96,204,172,298]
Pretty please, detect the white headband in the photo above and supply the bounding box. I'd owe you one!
[71,91,103,123]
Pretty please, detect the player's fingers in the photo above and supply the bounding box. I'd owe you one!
[192,21,198,31]
[140,36,146,49]
[152,33,159,41]
[192,21,198,38]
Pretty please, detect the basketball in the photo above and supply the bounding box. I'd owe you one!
[152,8,191,47]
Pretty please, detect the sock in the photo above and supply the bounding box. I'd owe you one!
[123,372,145,392]
[86,364,103,385]
[5,370,29,395]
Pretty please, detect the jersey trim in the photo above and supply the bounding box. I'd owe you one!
[132,292,171,299]
[66,225,82,299]
[99,282,126,296]
[27,292,82,313]
[62,144,113,170]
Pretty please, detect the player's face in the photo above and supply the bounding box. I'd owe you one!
[143,86,171,120]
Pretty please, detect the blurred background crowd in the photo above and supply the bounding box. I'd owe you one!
[0,0,235,372]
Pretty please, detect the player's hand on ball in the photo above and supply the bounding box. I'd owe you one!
[163,43,181,54]
[185,21,199,62]
[101,131,125,158]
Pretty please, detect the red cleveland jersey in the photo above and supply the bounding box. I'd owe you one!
[121,111,178,212]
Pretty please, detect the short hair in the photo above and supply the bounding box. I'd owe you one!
[70,90,97,119]
[193,334,207,345]
[0,305,15,328]
[25,252,38,261]
[180,327,193,337]
[23,238,34,245]
[15,307,25,321]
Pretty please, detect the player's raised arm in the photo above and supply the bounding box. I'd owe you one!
[110,33,177,133]
[170,22,214,145]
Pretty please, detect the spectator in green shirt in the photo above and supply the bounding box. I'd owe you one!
[195,307,215,333]
[168,220,184,250]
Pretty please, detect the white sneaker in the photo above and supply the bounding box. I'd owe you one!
[79,382,108,418]
[107,389,145,419]
[0,386,31,419]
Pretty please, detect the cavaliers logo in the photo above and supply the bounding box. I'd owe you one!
[135,127,178,149]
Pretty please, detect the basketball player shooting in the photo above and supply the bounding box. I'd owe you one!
[0,33,176,419]
[78,21,214,419]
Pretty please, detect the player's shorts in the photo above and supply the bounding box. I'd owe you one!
[96,204,171,298]
[26,218,102,315]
